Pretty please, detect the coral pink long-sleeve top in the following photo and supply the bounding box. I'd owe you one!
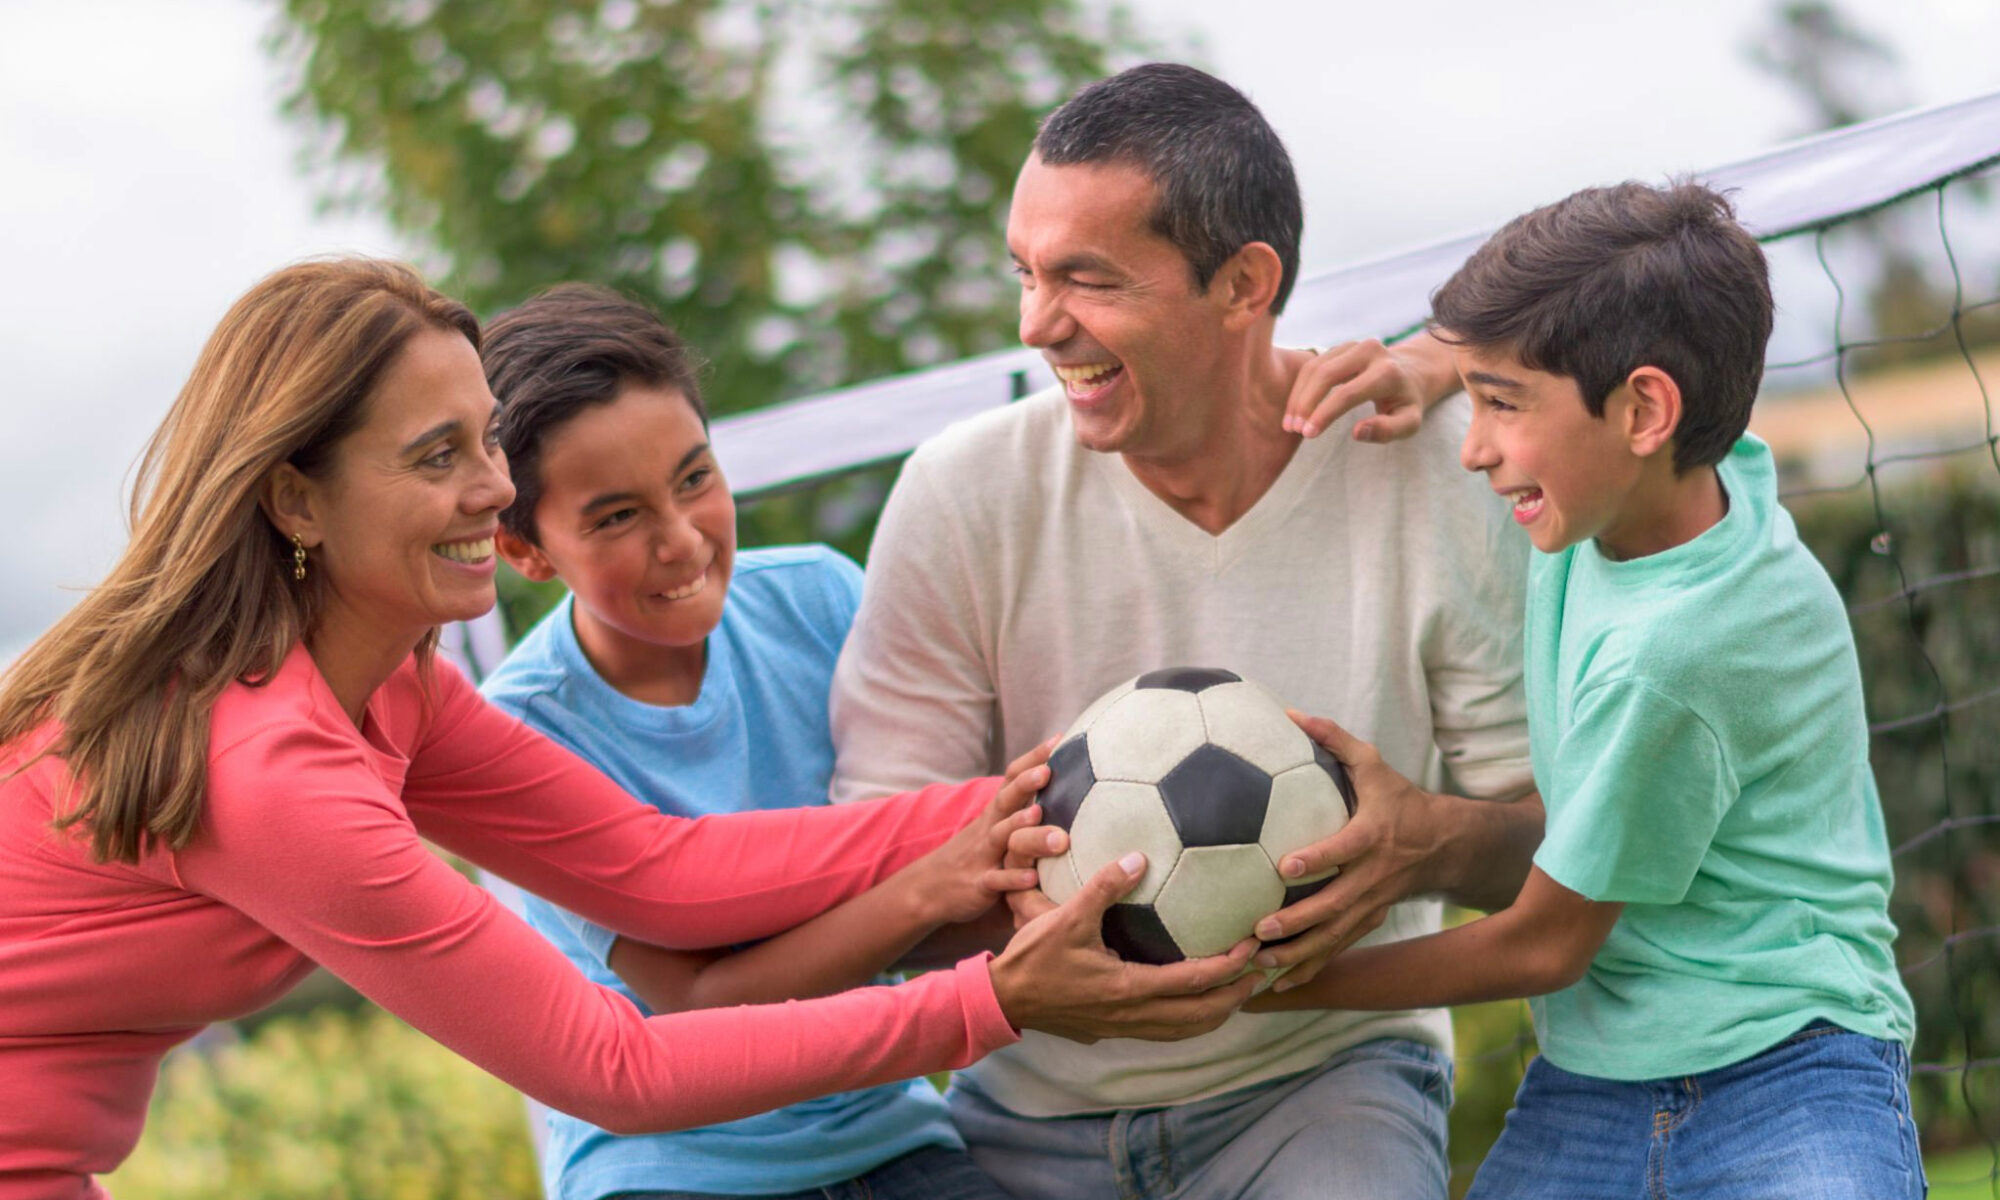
[0,645,1016,1200]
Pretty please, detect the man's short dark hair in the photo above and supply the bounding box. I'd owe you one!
[1429,181,1773,473]
[1035,62,1303,314]
[482,284,707,543]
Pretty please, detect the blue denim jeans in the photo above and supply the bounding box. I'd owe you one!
[611,1144,1012,1200]
[1467,1022,1926,1200]
[948,1038,1454,1200]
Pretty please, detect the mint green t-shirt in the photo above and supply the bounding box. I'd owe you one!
[1526,434,1914,1081]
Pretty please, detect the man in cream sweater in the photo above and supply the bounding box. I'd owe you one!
[830,63,1541,1199]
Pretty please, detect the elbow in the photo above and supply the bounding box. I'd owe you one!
[1524,940,1594,995]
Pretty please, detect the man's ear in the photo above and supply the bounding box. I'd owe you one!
[1212,241,1284,331]
[1622,366,1683,461]
[259,461,323,548]
[497,527,558,583]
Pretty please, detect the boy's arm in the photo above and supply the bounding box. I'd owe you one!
[1249,867,1622,1011]
[1249,714,1542,979]
[611,751,1051,1013]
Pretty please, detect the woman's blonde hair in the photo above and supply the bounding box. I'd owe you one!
[0,258,479,863]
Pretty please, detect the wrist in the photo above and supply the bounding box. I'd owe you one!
[986,948,1029,1032]
[1391,335,1460,408]
[894,855,956,929]
[1407,786,1459,895]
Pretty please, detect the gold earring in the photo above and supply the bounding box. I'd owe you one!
[292,534,308,582]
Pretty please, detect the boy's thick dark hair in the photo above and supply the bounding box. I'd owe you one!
[1430,181,1773,472]
[482,284,707,543]
[1035,62,1303,314]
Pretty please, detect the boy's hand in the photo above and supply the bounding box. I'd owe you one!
[1246,711,1444,986]
[991,818,1070,930]
[989,852,1260,1043]
[1281,333,1459,444]
[905,740,1055,926]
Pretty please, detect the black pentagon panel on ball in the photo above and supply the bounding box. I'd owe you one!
[1101,904,1185,965]
[1282,877,1336,909]
[1038,736,1096,832]
[1156,745,1271,847]
[1313,742,1358,817]
[1133,666,1242,693]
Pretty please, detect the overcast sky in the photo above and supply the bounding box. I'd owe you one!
[3,0,1998,662]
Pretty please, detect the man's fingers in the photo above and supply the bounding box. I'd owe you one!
[1284,708,1372,766]
[1272,819,1371,884]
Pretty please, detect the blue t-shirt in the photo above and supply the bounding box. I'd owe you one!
[480,545,961,1199]
[1525,435,1914,1080]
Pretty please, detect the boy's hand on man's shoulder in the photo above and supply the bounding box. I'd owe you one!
[1282,332,1462,444]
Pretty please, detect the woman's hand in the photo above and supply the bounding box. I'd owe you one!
[901,738,1056,926]
[988,852,1260,1043]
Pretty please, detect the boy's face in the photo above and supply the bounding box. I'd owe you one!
[510,383,735,662]
[1455,344,1644,555]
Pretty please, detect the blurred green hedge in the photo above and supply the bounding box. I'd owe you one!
[104,1007,539,1200]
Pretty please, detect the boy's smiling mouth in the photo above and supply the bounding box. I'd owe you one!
[1500,487,1545,525]
[654,572,707,602]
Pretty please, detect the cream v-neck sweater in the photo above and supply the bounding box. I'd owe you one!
[831,384,1534,1116]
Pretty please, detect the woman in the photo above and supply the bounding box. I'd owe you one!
[0,259,1257,1199]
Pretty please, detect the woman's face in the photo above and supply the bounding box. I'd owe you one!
[294,328,515,648]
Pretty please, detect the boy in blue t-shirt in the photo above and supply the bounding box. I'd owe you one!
[1246,183,1919,1197]
[475,285,1025,1200]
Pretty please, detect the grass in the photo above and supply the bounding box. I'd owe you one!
[1930,1146,2000,1198]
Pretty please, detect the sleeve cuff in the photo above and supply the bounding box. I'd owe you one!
[955,952,1022,1051]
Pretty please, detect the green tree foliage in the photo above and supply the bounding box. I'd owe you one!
[270,0,1154,624]
[270,0,1145,414]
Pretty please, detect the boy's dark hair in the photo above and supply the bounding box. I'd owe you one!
[1036,62,1303,314]
[482,284,707,543]
[1430,181,1773,472]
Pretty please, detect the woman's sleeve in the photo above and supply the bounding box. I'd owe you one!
[402,662,999,949]
[176,725,1017,1134]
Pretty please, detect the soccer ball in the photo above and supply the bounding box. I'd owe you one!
[1035,667,1357,964]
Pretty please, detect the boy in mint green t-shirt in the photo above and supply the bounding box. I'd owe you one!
[1246,182,1918,1198]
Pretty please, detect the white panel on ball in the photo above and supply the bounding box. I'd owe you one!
[1036,848,1084,907]
[1154,843,1288,958]
[1085,688,1207,782]
[1257,763,1350,884]
[1065,780,1185,906]
[1196,681,1315,775]
[1062,679,1135,743]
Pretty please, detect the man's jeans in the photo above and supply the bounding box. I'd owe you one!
[1467,1022,1926,1199]
[948,1038,1454,1200]
[613,1144,1013,1200]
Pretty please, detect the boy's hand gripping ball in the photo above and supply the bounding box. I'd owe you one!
[1035,667,1357,964]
